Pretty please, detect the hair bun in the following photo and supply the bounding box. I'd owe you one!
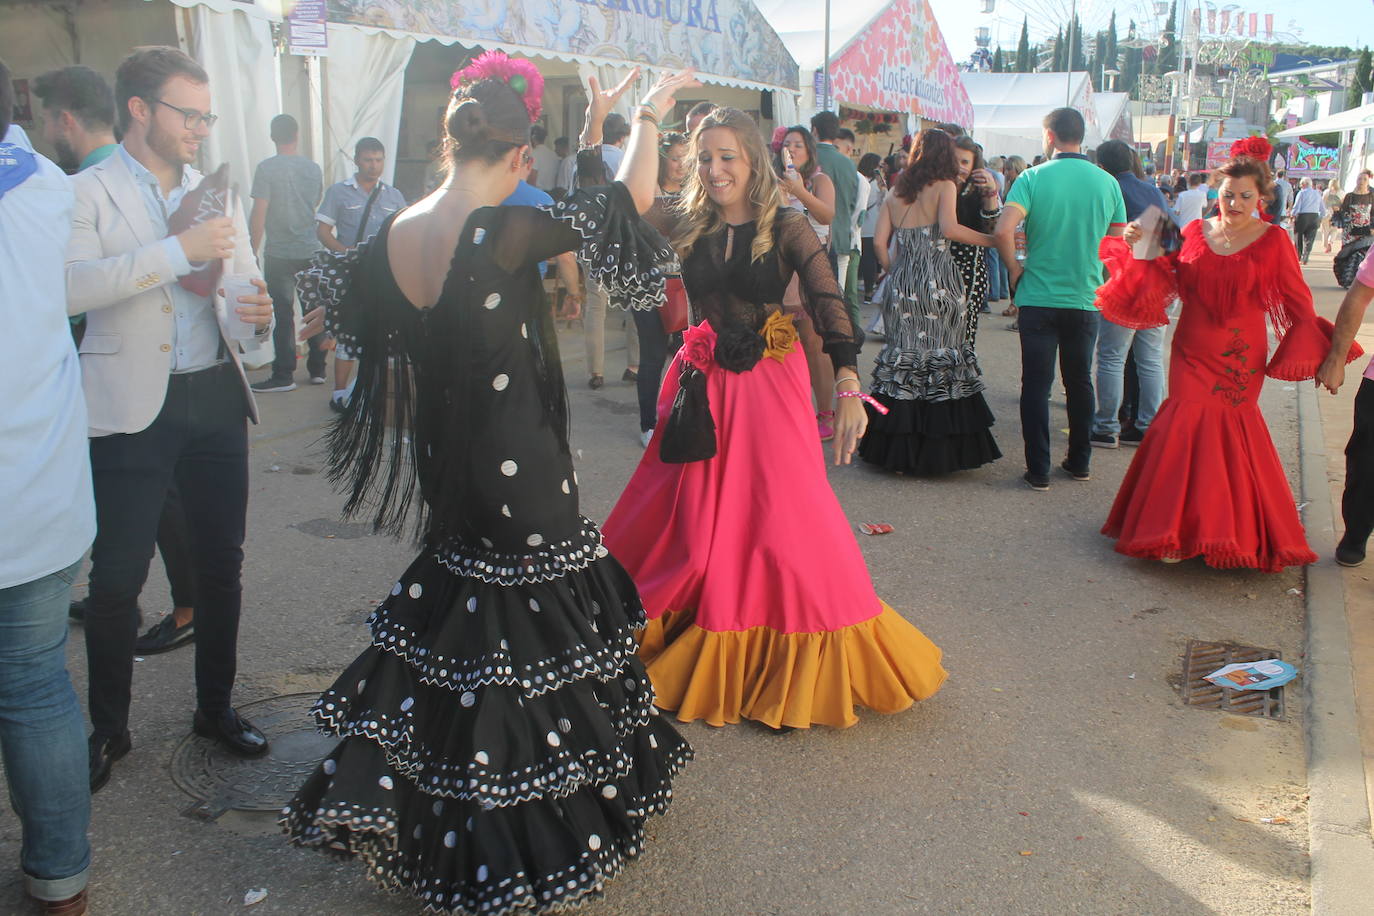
[446,97,493,150]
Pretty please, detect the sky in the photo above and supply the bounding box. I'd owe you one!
[757,0,1371,66]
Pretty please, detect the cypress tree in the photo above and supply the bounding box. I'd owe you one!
[992,47,1005,73]
[1350,47,1373,107]
[1016,18,1031,72]
[1105,10,1118,72]
[1053,27,1065,71]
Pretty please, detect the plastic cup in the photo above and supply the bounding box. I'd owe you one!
[220,273,261,341]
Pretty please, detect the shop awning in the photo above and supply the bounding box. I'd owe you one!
[1275,102,1374,138]
[320,0,798,93]
[767,0,971,125]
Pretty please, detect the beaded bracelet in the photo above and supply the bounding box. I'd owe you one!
[836,389,889,414]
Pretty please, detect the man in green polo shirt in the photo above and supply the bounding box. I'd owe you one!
[811,110,860,322]
[34,66,118,173]
[996,107,1126,491]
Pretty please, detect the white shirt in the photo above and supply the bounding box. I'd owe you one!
[0,125,95,588]
[531,145,559,192]
[852,175,869,242]
[555,155,575,192]
[1174,186,1208,225]
[600,144,625,177]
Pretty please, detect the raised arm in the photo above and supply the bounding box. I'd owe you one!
[617,69,700,214]
[936,181,994,247]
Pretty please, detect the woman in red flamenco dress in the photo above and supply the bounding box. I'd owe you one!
[601,107,947,730]
[1097,148,1363,572]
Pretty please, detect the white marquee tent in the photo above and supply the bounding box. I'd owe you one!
[962,71,1103,161]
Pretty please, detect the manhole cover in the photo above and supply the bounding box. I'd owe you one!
[1180,641,1286,720]
[170,692,335,819]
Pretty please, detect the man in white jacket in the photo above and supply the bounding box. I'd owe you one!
[65,46,275,792]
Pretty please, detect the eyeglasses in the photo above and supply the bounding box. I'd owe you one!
[153,98,219,131]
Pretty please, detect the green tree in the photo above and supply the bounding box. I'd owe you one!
[992,46,1005,73]
[1052,27,1065,71]
[1350,47,1373,108]
[1015,18,1031,72]
[1156,1,1178,74]
[1070,15,1087,71]
[1104,11,1118,73]
[1120,20,1143,97]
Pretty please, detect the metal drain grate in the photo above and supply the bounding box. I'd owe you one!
[1180,641,1287,720]
[171,692,334,820]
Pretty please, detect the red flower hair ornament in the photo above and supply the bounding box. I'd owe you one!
[450,51,544,123]
[1229,135,1272,162]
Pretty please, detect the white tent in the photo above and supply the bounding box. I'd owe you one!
[1275,102,1374,138]
[962,71,1102,161]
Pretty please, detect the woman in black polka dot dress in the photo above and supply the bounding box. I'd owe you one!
[281,57,697,915]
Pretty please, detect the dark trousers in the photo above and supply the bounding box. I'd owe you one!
[1294,213,1321,263]
[631,307,672,433]
[860,237,878,298]
[265,255,325,379]
[1018,306,1100,477]
[157,485,197,609]
[1342,377,1374,546]
[86,365,249,738]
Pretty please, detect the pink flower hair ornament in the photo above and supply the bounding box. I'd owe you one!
[450,51,544,123]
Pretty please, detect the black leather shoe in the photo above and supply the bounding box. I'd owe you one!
[1336,536,1367,568]
[135,614,194,654]
[193,708,269,757]
[89,731,132,793]
[68,598,86,622]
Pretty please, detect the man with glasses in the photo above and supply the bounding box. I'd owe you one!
[316,136,405,411]
[66,46,275,792]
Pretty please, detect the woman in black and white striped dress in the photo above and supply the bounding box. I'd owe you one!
[859,129,1002,475]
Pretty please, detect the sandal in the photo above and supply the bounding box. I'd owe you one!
[1001,304,1018,317]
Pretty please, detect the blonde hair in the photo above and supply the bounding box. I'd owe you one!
[671,107,786,264]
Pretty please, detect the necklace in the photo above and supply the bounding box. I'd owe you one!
[1218,221,1233,249]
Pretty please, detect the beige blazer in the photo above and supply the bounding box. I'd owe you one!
[66,151,269,438]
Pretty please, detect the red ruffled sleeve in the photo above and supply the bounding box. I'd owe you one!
[1094,236,1175,329]
[1262,227,1364,380]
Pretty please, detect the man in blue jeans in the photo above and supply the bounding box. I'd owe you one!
[996,108,1126,490]
[1091,139,1173,448]
[0,58,95,915]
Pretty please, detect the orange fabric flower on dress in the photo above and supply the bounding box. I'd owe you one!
[761,310,798,364]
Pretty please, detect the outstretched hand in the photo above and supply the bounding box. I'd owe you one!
[640,69,701,122]
[585,68,641,126]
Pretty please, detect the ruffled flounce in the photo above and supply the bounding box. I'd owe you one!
[858,393,1001,475]
[636,603,947,729]
[869,344,987,402]
[433,518,608,586]
[1102,397,1317,574]
[542,183,677,311]
[282,549,692,915]
[1266,315,1364,381]
[1095,237,1175,330]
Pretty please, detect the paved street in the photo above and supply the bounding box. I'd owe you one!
[4,264,1347,915]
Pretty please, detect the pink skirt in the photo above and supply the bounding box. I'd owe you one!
[602,330,946,728]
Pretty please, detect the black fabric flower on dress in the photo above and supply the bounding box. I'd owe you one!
[713,323,766,374]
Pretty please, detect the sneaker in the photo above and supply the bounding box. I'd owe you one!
[589,375,605,390]
[1022,471,1050,491]
[308,375,327,385]
[622,368,638,382]
[1059,460,1091,482]
[1119,426,1145,445]
[251,375,296,393]
[1336,536,1367,567]
[1090,432,1119,449]
[818,410,835,442]
[640,429,653,448]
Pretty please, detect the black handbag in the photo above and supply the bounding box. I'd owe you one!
[658,364,716,463]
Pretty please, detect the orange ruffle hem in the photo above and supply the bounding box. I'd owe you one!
[637,603,948,730]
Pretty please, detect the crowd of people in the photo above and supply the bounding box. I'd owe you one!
[4,40,1374,916]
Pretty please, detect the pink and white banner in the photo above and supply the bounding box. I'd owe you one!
[824,0,973,125]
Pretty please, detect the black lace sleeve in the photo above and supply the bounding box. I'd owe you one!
[777,209,863,370]
[295,233,424,537]
[539,182,678,310]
